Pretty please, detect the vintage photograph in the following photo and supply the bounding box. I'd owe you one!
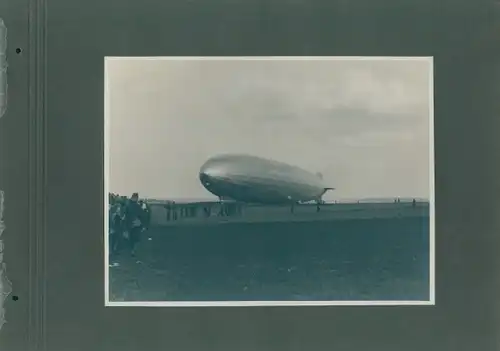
[104,57,434,306]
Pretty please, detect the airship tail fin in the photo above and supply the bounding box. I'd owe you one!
[320,188,335,198]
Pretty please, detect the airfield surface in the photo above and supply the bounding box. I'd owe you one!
[109,202,431,303]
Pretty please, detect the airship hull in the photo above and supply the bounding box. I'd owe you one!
[199,154,332,204]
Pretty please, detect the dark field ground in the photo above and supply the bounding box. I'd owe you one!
[108,214,430,303]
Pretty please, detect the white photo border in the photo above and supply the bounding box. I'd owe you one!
[104,56,435,307]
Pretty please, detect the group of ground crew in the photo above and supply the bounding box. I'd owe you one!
[108,192,151,258]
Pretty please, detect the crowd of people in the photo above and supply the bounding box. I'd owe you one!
[108,192,151,258]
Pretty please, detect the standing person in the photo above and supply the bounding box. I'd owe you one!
[164,203,171,221]
[142,201,151,230]
[108,202,118,257]
[125,193,145,257]
[172,201,177,221]
[109,202,125,257]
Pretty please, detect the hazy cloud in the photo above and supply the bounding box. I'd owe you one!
[106,58,432,201]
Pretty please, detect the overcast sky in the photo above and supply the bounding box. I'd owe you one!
[106,57,432,201]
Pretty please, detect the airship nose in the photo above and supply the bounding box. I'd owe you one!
[199,166,225,186]
[199,171,212,186]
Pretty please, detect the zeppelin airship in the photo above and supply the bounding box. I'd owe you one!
[199,154,334,211]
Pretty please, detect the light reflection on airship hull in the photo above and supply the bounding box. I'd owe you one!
[199,154,333,204]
